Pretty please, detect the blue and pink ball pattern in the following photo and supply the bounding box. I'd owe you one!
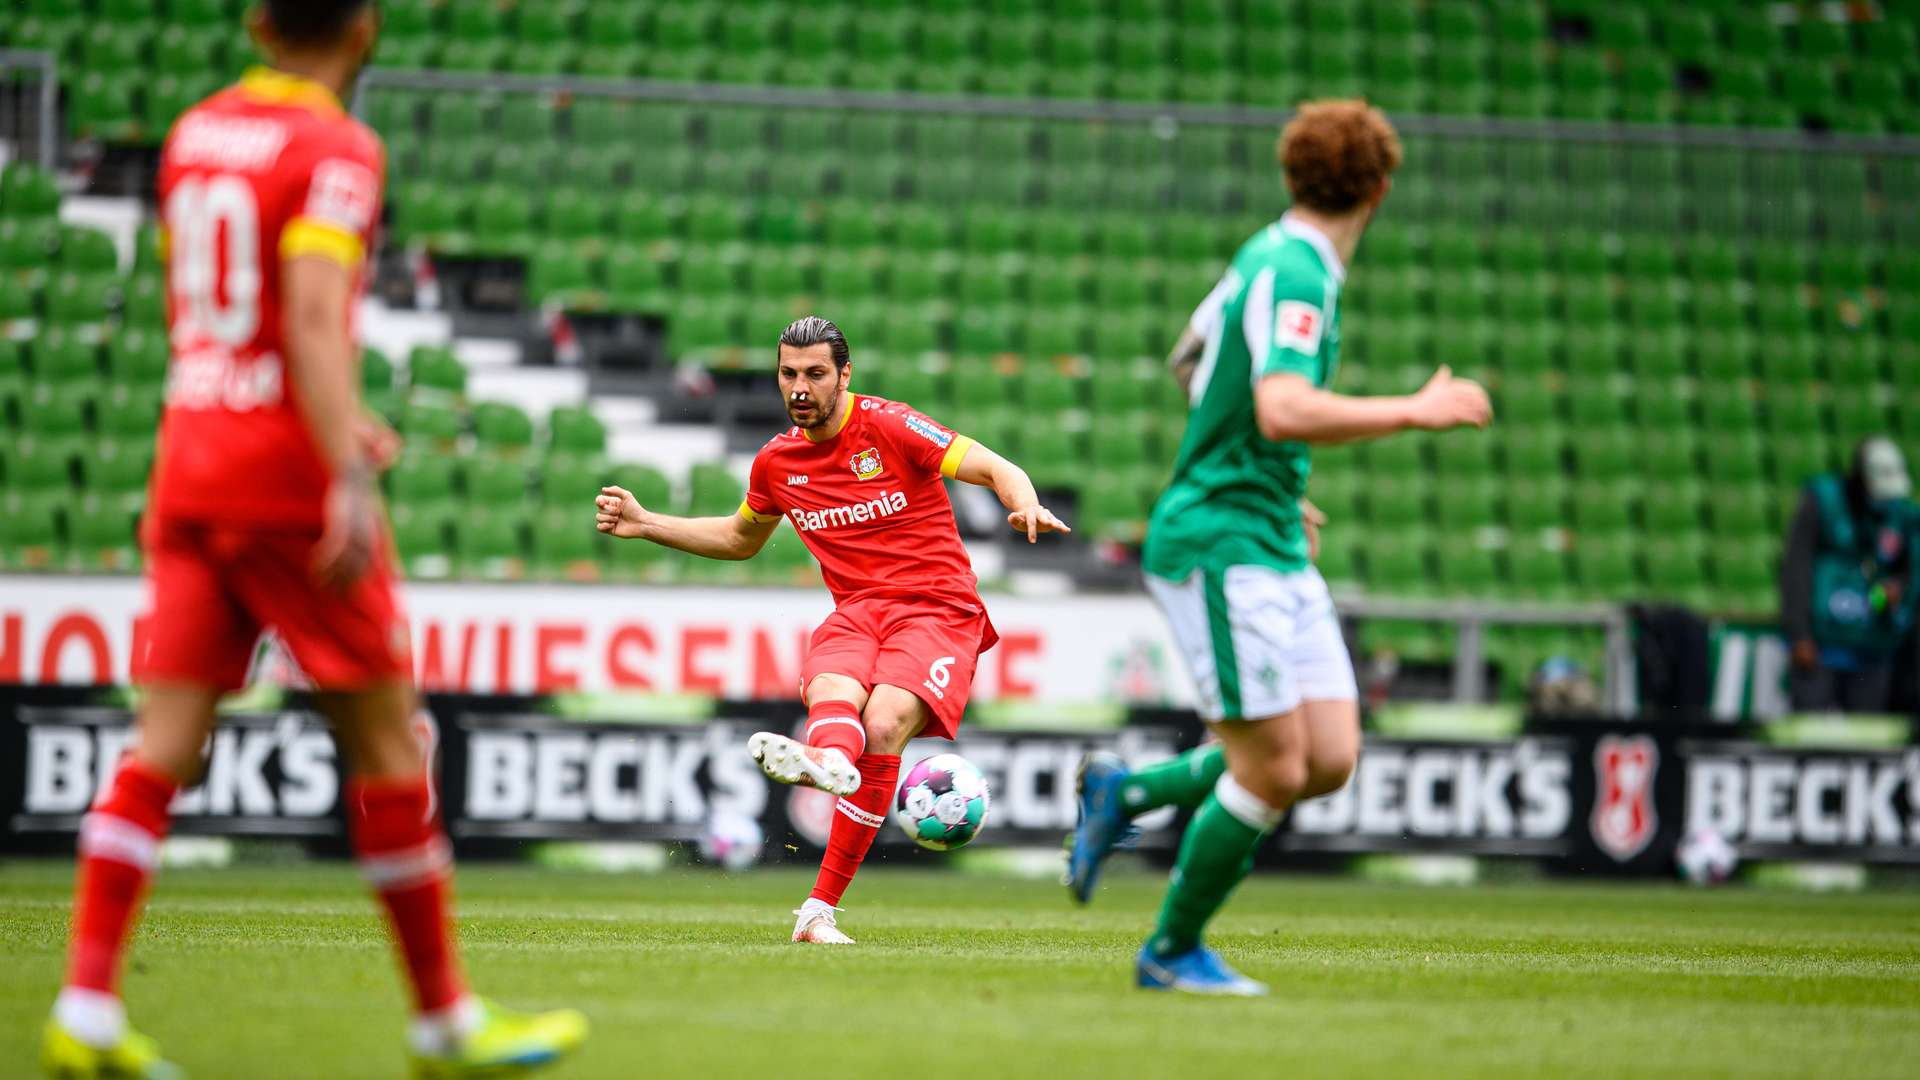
[894,753,991,851]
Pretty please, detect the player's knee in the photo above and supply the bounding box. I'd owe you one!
[1303,745,1358,798]
[1247,750,1309,809]
[861,709,915,756]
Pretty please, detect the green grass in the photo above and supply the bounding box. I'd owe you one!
[3,860,1918,1078]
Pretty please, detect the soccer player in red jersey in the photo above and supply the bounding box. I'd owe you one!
[596,316,1070,943]
[41,4,584,1077]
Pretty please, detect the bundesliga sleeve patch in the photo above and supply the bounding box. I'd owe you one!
[903,414,954,449]
[1274,299,1323,354]
[303,158,378,234]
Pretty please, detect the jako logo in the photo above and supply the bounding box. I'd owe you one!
[786,475,809,485]
[789,490,909,532]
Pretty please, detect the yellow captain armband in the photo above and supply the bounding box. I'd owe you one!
[938,435,976,479]
[280,216,364,268]
[738,499,779,524]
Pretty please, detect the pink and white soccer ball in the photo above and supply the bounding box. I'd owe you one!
[1675,827,1738,885]
[699,809,764,872]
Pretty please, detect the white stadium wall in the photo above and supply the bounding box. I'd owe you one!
[0,576,1193,708]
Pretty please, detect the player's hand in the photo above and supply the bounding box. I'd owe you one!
[312,466,380,590]
[1006,504,1071,543]
[355,409,402,473]
[595,485,648,539]
[1409,365,1493,431]
[1301,497,1326,560]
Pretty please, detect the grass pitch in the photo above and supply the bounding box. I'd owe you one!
[2,859,1916,1079]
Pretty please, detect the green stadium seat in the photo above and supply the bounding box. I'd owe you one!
[5,440,75,494]
[83,438,151,505]
[530,508,603,582]
[456,512,529,581]
[0,492,66,571]
[1642,479,1705,534]
[1362,535,1433,597]
[473,402,535,453]
[1704,433,1768,485]
[1504,477,1568,533]
[99,328,167,390]
[408,347,467,398]
[388,451,460,507]
[65,494,138,572]
[1572,537,1640,601]
[30,329,99,384]
[685,462,744,517]
[1502,426,1566,477]
[1774,435,1837,488]
[391,506,454,580]
[1,164,61,220]
[464,454,529,504]
[21,381,92,443]
[58,226,117,273]
[399,401,463,450]
[603,463,672,516]
[70,71,140,141]
[43,272,116,327]
[533,451,609,509]
[544,406,606,456]
[96,385,159,439]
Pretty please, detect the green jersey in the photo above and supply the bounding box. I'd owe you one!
[1142,213,1345,581]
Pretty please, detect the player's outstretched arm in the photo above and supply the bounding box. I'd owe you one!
[594,485,778,560]
[950,443,1071,543]
[1254,365,1492,446]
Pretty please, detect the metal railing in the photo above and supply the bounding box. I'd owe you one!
[0,49,58,172]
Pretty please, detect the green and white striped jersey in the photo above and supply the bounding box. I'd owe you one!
[1142,213,1345,581]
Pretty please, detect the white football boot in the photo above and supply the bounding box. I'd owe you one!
[792,901,855,945]
[747,732,860,796]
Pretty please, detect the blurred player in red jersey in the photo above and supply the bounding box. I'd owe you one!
[41,4,585,1077]
[596,316,1070,943]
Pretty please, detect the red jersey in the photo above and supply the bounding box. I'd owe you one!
[744,395,995,625]
[151,68,385,527]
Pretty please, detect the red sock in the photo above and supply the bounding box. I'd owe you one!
[809,753,900,907]
[65,758,178,995]
[804,699,866,763]
[347,776,466,1013]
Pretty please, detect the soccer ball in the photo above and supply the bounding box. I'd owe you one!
[699,809,764,872]
[1675,827,1738,886]
[895,753,991,851]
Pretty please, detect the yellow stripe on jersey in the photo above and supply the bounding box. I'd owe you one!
[280,217,364,268]
[939,435,976,479]
[738,499,780,524]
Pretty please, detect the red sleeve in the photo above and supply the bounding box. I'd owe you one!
[871,400,976,479]
[278,122,384,269]
[741,441,782,522]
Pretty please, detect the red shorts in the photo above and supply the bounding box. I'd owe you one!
[801,594,997,740]
[135,516,411,692]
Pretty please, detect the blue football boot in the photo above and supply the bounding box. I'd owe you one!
[1135,943,1269,996]
[1065,751,1137,904]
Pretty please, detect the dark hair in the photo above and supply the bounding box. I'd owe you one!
[778,315,851,369]
[1279,99,1404,214]
[263,0,372,47]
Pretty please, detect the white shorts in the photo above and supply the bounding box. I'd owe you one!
[1145,564,1357,722]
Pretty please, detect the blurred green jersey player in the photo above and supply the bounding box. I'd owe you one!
[1066,101,1494,995]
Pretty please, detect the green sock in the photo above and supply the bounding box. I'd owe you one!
[1148,777,1280,959]
[1118,744,1226,817]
